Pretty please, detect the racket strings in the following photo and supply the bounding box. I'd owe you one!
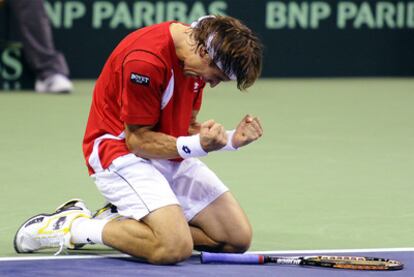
[309,256,403,270]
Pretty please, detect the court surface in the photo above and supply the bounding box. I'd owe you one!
[1,78,413,274]
[0,249,412,276]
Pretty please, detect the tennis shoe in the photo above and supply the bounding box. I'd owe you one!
[63,202,124,250]
[13,199,91,255]
[93,203,124,221]
[35,74,73,94]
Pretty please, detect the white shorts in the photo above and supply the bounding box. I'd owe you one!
[92,154,229,221]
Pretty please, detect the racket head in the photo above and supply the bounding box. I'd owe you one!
[299,255,404,270]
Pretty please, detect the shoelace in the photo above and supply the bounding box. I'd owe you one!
[37,236,68,256]
[54,240,68,256]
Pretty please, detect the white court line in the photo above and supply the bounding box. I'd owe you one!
[0,248,413,262]
[0,253,129,262]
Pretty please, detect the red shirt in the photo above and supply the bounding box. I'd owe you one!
[83,21,205,175]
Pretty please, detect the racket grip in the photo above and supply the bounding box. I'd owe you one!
[201,252,264,264]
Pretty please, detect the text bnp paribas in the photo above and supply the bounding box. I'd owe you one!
[266,1,414,29]
[44,0,414,30]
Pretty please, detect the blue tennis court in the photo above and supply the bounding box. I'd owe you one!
[1,249,412,277]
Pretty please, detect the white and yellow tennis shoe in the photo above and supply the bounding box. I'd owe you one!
[92,203,124,221]
[13,199,91,255]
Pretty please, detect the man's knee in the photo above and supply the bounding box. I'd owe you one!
[148,234,193,264]
[141,205,193,264]
[225,226,252,253]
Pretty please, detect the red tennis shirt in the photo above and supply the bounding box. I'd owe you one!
[83,21,205,175]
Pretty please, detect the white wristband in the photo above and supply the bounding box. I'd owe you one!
[221,130,238,151]
[176,134,208,159]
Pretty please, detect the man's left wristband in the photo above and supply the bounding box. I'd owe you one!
[176,134,208,159]
[220,130,238,151]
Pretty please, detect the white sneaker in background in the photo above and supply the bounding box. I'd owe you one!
[35,74,73,94]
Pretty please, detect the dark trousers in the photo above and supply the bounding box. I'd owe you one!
[9,0,69,79]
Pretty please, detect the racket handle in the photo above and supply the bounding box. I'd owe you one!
[201,252,264,264]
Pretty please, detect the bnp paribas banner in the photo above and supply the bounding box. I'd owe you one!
[1,0,414,89]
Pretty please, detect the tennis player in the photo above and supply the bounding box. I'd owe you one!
[14,15,263,264]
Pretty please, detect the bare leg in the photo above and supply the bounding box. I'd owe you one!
[189,192,252,253]
[101,192,251,262]
[102,204,193,264]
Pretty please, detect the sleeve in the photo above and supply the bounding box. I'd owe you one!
[120,57,165,126]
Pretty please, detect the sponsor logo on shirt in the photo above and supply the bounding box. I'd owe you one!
[193,80,204,93]
[130,73,150,86]
[193,82,199,92]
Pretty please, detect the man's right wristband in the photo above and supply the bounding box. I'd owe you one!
[176,134,208,159]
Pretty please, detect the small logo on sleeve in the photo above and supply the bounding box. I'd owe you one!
[130,73,150,86]
[193,82,200,92]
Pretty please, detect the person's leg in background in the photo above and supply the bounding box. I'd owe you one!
[8,0,73,93]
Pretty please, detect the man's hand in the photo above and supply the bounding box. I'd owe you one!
[232,115,263,148]
[199,119,227,152]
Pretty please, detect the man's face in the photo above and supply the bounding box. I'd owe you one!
[182,48,230,88]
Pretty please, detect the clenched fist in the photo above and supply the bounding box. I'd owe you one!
[199,120,227,152]
[231,115,263,149]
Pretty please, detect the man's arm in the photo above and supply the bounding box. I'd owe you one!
[125,124,180,159]
[125,120,228,160]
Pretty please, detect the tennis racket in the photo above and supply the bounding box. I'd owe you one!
[200,252,404,270]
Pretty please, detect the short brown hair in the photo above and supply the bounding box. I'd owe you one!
[191,15,263,90]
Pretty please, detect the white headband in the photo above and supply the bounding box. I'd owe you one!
[191,15,237,81]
